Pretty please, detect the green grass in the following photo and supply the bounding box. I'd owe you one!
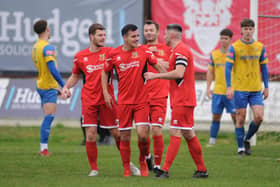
[1,126,280,187]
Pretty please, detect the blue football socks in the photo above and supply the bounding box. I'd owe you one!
[245,121,260,140]
[235,127,245,148]
[40,114,55,144]
[210,121,220,138]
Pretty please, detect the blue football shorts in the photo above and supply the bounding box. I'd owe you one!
[234,91,263,109]
[36,88,58,107]
[212,94,236,114]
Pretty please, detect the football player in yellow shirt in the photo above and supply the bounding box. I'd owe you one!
[32,20,65,156]
[206,28,236,146]
[225,19,269,156]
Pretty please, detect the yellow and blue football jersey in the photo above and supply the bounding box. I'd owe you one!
[208,49,231,94]
[226,39,268,92]
[32,39,58,89]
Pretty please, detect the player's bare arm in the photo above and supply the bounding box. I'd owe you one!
[101,70,114,108]
[158,59,169,70]
[226,87,234,100]
[225,61,233,100]
[145,64,185,80]
[152,62,168,73]
[261,63,269,100]
[206,69,214,99]
[62,73,80,98]
[263,88,269,100]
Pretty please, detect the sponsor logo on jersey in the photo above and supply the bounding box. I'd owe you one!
[119,61,139,71]
[215,63,225,67]
[240,55,259,60]
[46,50,55,56]
[86,64,104,73]
[227,52,234,58]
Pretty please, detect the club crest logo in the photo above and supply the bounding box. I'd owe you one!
[158,49,165,56]
[183,0,232,70]
[132,52,139,58]
[99,54,105,60]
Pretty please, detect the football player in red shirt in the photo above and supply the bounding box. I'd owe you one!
[101,24,166,177]
[145,24,208,179]
[143,20,171,172]
[62,23,140,177]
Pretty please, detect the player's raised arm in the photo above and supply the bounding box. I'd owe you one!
[144,53,187,81]
[144,49,167,73]
[158,59,169,70]
[145,65,185,81]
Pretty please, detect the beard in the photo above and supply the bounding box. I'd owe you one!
[165,40,171,46]
[95,43,103,47]
[93,40,104,47]
[146,36,156,43]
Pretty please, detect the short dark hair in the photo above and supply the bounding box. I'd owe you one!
[144,20,159,31]
[88,23,105,36]
[166,24,182,33]
[220,28,233,38]
[240,18,255,27]
[121,24,138,36]
[33,20,47,35]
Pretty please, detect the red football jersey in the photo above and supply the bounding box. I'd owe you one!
[145,43,171,100]
[72,47,114,105]
[169,42,196,107]
[104,45,157,104]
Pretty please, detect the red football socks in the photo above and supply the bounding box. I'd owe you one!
[146,136,151,157]
[120,140,131,171]
[186,136,207,172]
[138,140,149,162]
[162,136,181,172]
[114,138,120,150]
[153,135,164,166]
[86,141,98,170]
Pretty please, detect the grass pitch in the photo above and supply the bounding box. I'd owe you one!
[0,125,280,187]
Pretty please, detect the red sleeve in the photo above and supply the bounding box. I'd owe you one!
[72,55,81,74]
[175,52,189,67]
[145,49,158,65]
[104,50,114,72]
